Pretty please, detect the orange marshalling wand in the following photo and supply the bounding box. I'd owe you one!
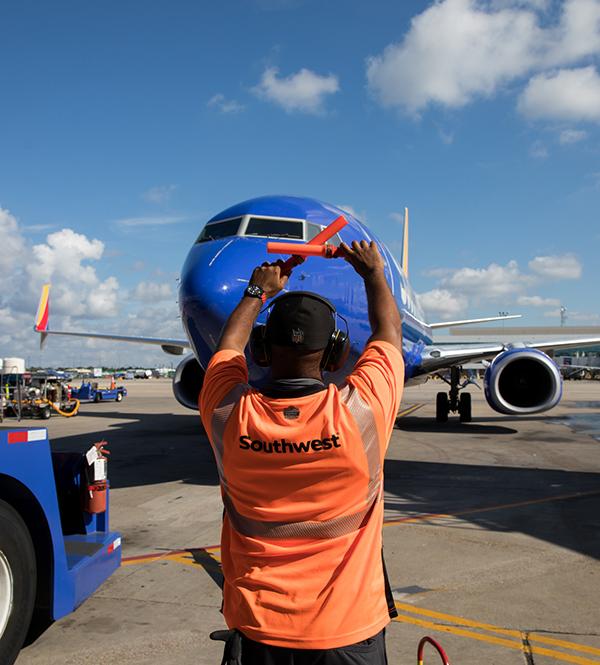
[268,242,340,258]
[276,214,348,273]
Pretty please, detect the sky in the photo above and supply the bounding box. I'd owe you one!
[0,0,599,367]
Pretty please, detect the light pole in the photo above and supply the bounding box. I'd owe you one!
[560,306,567,327]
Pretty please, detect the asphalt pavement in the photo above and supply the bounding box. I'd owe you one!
[5,377,600,665]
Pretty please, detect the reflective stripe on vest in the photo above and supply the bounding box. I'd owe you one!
[210,382,382,540]
[339,384,382,505]
[211,383,249,488]
[223,491,378,539]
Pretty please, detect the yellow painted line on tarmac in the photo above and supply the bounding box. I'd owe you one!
[392,612,600,665]
[122,544,220,567]
[168,549,222,568]
[383,488,600,528]
[397,403,424,418]
[394,602,600,658]
[123,490,600,565]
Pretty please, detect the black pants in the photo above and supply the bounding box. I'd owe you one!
[240,629,388,665]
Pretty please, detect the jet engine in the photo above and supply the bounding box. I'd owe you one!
[484,348,562,415]
[173,354,205,410]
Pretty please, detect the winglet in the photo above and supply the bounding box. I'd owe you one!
[34,283,50,349]
[401,207,409,277]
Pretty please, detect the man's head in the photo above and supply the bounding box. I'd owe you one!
[249,291,351,379]
[267,292,335,351]
[267,292,335,379]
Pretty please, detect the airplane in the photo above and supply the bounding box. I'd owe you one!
[556,356,600,381]
[34,195,600,423]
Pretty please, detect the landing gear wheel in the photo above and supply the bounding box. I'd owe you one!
[115,392,123,402]
[436,392,449,423]
[0,500,36,665]
[39,406,51,420]
[458,392,472,423]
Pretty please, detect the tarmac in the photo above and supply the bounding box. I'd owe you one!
[5,377,600,665]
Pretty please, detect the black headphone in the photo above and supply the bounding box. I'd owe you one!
[249,292,351,372]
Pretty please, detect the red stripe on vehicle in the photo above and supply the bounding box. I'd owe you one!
[8,431,28,444]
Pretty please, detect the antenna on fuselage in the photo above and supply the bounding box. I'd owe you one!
[401,207,409,277]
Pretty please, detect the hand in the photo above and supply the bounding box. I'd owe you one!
[339,240,385,279]
[249,261,289,299]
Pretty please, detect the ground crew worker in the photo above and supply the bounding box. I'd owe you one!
[200,239,404,665]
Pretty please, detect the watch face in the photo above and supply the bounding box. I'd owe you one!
[247,285,263,297]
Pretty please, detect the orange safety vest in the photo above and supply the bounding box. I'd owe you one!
[200,341,404,650]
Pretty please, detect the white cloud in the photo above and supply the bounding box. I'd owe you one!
[0,207,27,274]
[142,185,177,204]
[337,204,366,221]
[115,215,186,227]
[490,1,550,8]
[0,206,121,366]
[548,0,600,65]
[417,289,468,319]
[529,140,549,158]
[528,253,582,278]
[517,295,561,306]
[22,223,56,233]
[438,127,455,145]
[420,252,583,320]
[559,128,588,143]
[440,260,533,300]
[207,93,245,114]
[0,205,187,367]
[366,0,600,115]
[27,228,119,318]
[253,66,339,114]
[518,66,600,122]
[131,281,173,302]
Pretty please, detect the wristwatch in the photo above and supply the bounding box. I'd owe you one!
[244,284,267,304]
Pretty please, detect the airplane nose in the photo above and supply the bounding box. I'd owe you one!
[178,237,273,363]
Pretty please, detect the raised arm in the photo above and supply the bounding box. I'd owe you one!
[339,240,402,351]
[217,262,288,354]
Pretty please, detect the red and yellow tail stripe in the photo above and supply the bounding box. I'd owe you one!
[35,284,50,331]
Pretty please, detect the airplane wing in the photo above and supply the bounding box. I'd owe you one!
[34,284,190,356]
[429,314,522,329]
[418,337,600,375]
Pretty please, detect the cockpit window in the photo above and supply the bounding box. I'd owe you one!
[306,223,321,241]
[306,222,342,245]
[196,217,242,243]
[244,217,304,239]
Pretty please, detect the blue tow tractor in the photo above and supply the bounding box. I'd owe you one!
[70,381,127,403]
[0,428,121,665]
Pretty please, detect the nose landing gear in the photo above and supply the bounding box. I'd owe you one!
[435,366,474,423]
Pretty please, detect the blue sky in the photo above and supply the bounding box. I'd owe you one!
[1,0,599,366]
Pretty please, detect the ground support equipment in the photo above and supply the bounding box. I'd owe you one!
[0,428,121,665]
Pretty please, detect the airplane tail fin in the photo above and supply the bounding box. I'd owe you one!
[401,207,409,277]
[34,283,50,349]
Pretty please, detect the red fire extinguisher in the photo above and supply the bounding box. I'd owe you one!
[82,440,110,514]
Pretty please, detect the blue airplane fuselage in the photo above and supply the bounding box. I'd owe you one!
[179,196,432,384]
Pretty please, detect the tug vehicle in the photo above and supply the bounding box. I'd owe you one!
[0,428,121,665]
[70,381,127,403]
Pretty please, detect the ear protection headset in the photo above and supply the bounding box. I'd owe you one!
[249,292,350,372]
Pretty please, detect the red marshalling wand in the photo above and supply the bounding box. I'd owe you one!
[268,214,348,274]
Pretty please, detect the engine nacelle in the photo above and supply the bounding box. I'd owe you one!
[172,354,205,410]
[484,348,562,415]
